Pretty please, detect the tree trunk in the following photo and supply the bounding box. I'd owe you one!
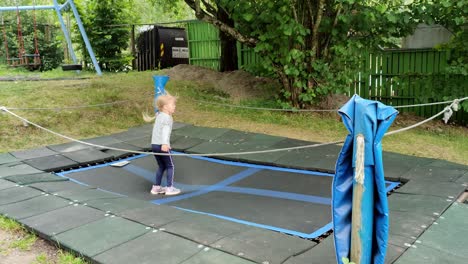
[217,6,238,72]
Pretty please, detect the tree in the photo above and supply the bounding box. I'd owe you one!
[417,0,468,110]
[181,0,455,108]
[78,0,134,71]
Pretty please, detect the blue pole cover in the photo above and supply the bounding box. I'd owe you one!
[153,75,169,112]
[332,95,398,264]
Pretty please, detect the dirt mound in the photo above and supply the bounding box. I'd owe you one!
[162,64,279,101]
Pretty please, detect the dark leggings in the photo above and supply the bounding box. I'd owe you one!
[152,144,174,187]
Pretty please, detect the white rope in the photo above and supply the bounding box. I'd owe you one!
[5,100,132,111]
[393,99,455,109]
[194,100,337,112]
[0,106,343,156]
[386,96,467,136]
[194,97,465,112]
[2,95,461,112]
[1,97,466,157]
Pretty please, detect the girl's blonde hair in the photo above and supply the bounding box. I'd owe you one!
[142,94,177,122]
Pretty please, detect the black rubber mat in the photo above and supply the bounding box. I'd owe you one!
[101,142,143,159]
[20,205,105,239]
[393,203,468,264]
[94,231,202,264]
[55,188,123,203]
[170,191,331,234]
[388,233,416,248]
[0,163,43,178]
[84,197,153,214]
[388,193,452,217]
[382,152,435,181]
[182,248,256,264]
[456,172,468,184]
[389,211,437,239]
[210,129,255,144]
[53,216,149,257]
[0,179,17,190]
[283,237,333,264]
[162,213,250,245]
[211,228,315,264]
[385,244,407,264]
[172,125,229,140]
[47,141,91,153]
[4,172,68,185]
[29,181,92,194]
[120,205,190,228]
[399,165,466,182]
[0,186,43,206]
[273,144,342,173]
[0,153,19,165]
[121,136,151,151]
[23,154,78,172]
[10,146,57,160]
[82,135,122,149]
[0,194,69,219]
[111,129,149,141]
[62,148,113,164]
[228,134,287,164]
[172,122,190,130]
[395,180,466,198]
[261,138,319,166]
[393,242,467,264]
[426,159,468,170]
[171,136,206,151]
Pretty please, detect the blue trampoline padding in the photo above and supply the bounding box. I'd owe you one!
[332,95,398,264]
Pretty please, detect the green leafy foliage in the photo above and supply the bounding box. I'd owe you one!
[212,0,425,107]
[342,257,356,264]
[77,0,133,71]
[194,0,466,109]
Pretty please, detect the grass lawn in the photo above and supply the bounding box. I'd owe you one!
[0,69,467,165]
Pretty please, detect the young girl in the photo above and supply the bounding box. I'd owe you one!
[143,94,180,196]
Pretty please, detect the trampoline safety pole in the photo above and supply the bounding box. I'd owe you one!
[351,134,373,264]
[153,75,169,112]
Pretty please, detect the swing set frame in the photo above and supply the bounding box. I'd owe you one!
[0,0,102,75]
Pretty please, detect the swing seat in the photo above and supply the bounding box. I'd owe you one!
[24,54,41,65]
[62,64,83,71]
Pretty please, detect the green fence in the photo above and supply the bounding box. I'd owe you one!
[353,49,467,124]
[186,21,467,124]
[186,21,261,70]
[187,21,221,70]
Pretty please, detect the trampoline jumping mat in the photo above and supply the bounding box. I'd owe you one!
[56,153,399,239]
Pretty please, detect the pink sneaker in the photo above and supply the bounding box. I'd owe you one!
[150,185,165,195]
[164,186,181,196]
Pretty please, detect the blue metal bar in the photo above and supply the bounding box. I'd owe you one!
[59,0,70,11]
[68,0,102,76]
[52,0,78,65]
[0,5,58,12]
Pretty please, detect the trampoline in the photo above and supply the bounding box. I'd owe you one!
[56,153,400,239]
